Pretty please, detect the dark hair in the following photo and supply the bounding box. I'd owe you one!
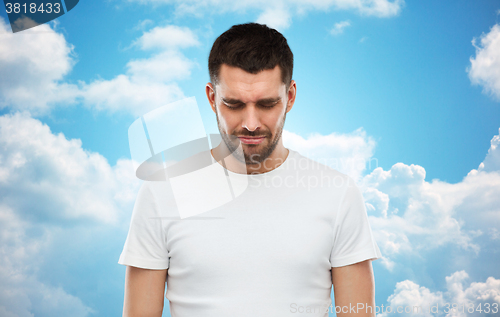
[208,23,294,87]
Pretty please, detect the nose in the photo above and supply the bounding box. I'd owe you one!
[242,105,261,133]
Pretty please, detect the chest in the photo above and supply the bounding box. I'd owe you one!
[164,189,336,282]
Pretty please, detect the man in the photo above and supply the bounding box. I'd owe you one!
[119,23,382,317]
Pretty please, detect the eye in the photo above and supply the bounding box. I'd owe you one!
[224,103,243,110]
[259,100,280,108]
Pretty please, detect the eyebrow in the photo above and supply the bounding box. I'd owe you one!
[221,97,281,105]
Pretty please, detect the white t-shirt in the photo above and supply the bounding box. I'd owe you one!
[118,148,382,317]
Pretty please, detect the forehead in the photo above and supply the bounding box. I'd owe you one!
[216,64,284,102]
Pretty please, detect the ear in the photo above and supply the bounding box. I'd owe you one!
[285,80,296,113]
[206,82,216,114]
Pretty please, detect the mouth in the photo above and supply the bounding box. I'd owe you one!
[238,136,266,144]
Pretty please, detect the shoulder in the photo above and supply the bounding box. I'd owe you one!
[139,180,178,217]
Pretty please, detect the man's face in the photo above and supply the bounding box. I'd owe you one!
[207,64,295,165]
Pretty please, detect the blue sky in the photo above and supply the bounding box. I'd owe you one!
[0,0,499,316]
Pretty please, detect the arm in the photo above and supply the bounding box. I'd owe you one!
[123,266,168,317]
[331,259,376,317]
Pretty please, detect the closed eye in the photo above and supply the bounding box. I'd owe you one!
[221,98,281,110]
[258,100,280,108]
[223,101,243,109]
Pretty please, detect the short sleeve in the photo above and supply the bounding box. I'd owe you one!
[330,176,382,267]
[118,181,170,269]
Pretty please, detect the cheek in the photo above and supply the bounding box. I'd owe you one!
[269,109,286,128]
[217,111,236,131]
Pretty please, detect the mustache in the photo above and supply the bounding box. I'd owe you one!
[233,130,269,137]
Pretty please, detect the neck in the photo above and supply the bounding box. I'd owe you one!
[211,142,289,175]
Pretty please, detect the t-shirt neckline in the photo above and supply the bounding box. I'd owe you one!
[210,148,297,179]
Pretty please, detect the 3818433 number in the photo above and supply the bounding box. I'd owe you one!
[5,3,61,14]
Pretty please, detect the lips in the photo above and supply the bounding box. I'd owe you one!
[238,136,265,144]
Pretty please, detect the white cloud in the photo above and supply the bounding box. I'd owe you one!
[127,50,196,83]
[125,0,404,29]
[0,111,140,224]
[380,280,445,317]
[0,17,79,115]
[379,271,500,317]
[283,127,377,182]
[133,19,154,31]
[0,204,93,317]
[379,256,396,272]
[364,163,488,258]
[0,17,198,116]
[361,130,500,272]
[0,111,141,316]
[133,24,200,50]
[256,5,292,31]
[489,228,500,240]
[352,0,403,17]
[78,24,199,116]
[280,126,498,273]
[78,74,186,117]
[468,24,500,101]
[0,225,97,316]
[281,126,499,275]
[476,127,500,172]
[330,20,351,35]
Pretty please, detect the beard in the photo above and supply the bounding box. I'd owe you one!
[215,108,287,166]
